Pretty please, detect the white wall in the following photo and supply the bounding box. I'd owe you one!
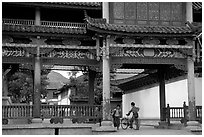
[58,89,71,105]
[122,77,202,119]
[166,79,188,107]
[195,77,202,106]
[123,86,160,119]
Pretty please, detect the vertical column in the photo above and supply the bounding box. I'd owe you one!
[158,68,166,121]
[186,2,193,22]
[187,57,196,120]
[88,69,96,105]
[102,2,109,23]
[33,46,41,118]
[2,68,11,97]
[32,6,41,118]
[35,7,41,26]
[102,36,111,121]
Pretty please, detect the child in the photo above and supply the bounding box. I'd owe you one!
[112,104,121,130]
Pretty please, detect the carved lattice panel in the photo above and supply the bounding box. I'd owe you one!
[160,3,171,21]
[111,2,184,26]
[113,2,124,19]
[125,2,136,19]
[148,3,160,20]
[171,2,182,21]
[137,2,148,20]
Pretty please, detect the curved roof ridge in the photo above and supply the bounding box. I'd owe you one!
[84,14,193,35]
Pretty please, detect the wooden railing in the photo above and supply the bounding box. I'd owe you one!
[2,104,102,119]
[3,18,35,26]
[2,104,33,119]
[196,106,202,118]
[165,102,202,125]
[41,21,86,28]
[2,18,86,29]
[168,107,184,118]
[41,104,102,119]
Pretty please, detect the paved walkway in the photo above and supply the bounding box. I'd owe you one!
[3,119,201,135]
[95,126,199,135]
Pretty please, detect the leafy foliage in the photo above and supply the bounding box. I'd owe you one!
[8,68,50,103]
[68,71,122,105]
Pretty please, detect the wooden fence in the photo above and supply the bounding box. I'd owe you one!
[41,104,102,119]
[2,104,102,124]
[3,18,86,29]
[165,102,202,125]
[2,104,33,119]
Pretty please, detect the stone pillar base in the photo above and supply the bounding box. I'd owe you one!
[31,118,43,123]
[185,121,202,132]
[92,120,116,132]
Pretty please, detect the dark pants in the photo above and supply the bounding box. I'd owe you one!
[113,116,120,129]
[130,117,139,129]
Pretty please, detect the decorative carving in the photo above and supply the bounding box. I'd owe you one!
[110,47,123,55]
[166,38,179,45]
[174,64,187,72]
[122,37,135,44]
[143,49,155,57]
[111,64,122,71]
[111,47,185,58]
[30,38,46,45]
[62,39,81,46]
[2,36,13,43]
[42,49,95,60]
[19,63,33,70]
[155,49,174,58]
[185,38,193,46]
[113,2,124,19]
[112,47,144,57]
[89,65,101,72]
[148,2,159,20]
[171,3,182,21]
[160,3,171,21]
[109,36,117,44]
[27,38,48,55]
[137,2,148,20]
[142,37,160,45]
[2,47,27,57]
[125,2,136,19]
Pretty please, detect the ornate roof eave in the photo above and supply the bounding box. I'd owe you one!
[87,25,194,38]
[4,2,102,10]
[84,13,195,38]
[2,24,88,37]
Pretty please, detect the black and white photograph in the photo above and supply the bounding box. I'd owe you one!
[1,1,202,135]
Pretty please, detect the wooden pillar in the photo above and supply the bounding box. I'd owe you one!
[186,2,193,22]
[35,7,41,26]
[2,68,11,97]
[187,57,196,120]
[33,46,41,118]
[158,68,166,121]
[88,69,96,105]
[102,2,109,23]
[102,36,111,121]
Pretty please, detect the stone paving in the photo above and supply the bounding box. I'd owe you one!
[3,119,202,135]
[94,126,200,135]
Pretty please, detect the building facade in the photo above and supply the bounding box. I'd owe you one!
[2,2,201,125]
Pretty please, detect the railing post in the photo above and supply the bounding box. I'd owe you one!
[183,101,188,126]
[167,104,170,126]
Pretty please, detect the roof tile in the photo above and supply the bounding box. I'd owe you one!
[2,24,87,35]
[85,15,193,35]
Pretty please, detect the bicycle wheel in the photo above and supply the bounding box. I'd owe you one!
[121,118,129,130]
[132,119,140,130]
